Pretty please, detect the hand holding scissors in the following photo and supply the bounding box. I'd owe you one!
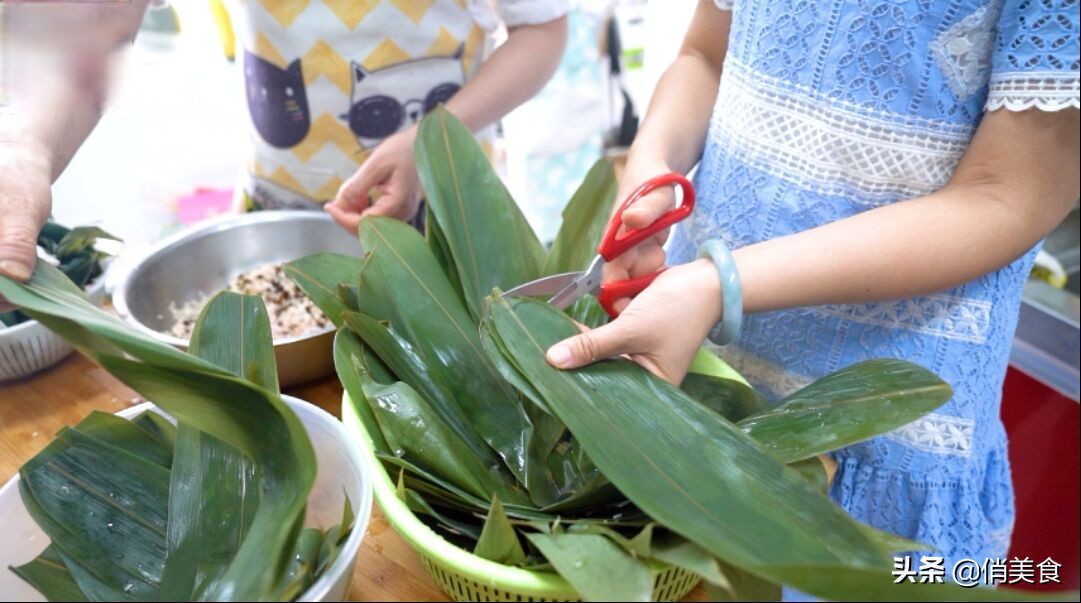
[504,172,695,318]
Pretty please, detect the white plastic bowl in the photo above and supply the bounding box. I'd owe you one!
[0,396,372,602]
[0,276,106,382]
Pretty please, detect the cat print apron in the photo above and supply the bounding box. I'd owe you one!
[225,0,499,211]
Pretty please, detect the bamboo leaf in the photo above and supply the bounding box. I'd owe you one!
[272,527,324,601]
[680,372,768,422]
[482,296,887,576]
[650,536,729,588]
[284,252,364,328]
[404,489,481,541]
[160,292,274,600]
[414,107,546,321]
[343,311,497,467]
[354,356,527,505]
[543,160,617,276]
[706,559,781,602]
[737,359,953,463]
[473,496,526,565]
[335,328,393,455]
[18,429,170,600]
[10,545,89,603]
[356,217,537,485]
[526,532,653,602]
[4,266,319,602]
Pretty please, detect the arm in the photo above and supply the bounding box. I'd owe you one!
[547,107,1081,384]
[0,1,147,287]
[326,16,569,229]
[602,1,732,303]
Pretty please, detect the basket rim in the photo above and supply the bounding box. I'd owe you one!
[342,392,584,598]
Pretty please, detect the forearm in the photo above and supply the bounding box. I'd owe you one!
[625,2,731,176]
[444,17,568,133]
[732,108,1080,313]
[732,184,1073,313]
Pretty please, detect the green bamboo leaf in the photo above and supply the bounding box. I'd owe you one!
[19,428,170,600]
[414,107,546,321]
[404,489,481,541]
[4,265,319,601]
[343,311,497,467]
[130,411,177,455]
[0,264,221,374]
[284,252,364,328]
[73,411,173,469]
[737,359,953,463]
[188,291,279,392]
[482,296,887,575]
[160,292,274,600]
[706,559,781,602]
[650,536,729,588]
[526,532,653,602]
[272,527,324,601]
[680,372,768,422]
[356,217,536,485]
[335,328,393,455]
[354,360,527,505]
[427,208,467,306]
[10,545,89,603]
[540,160,617,329]
[314,496,357,578]
[543,160,617,276]
[473,496,526,565]
[98,359,315,601]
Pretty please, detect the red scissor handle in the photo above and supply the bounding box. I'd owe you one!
[597,172,695,261]
[597,269,665,318]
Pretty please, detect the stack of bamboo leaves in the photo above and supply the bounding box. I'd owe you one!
[284,108,1044,601]
[0,269,353,601]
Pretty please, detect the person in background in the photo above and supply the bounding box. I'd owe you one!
[229,1,568,231]
[0,1,567,304]
[543,0,1078,596]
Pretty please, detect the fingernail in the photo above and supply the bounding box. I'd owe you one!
[547,344,573,368]
[0,260,32,281]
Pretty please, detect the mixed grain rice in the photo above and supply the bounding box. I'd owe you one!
[169,264,328,340]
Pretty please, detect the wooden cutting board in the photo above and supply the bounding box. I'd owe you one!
[0,354,706,601]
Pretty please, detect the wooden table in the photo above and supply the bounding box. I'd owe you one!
[1,354,706,602]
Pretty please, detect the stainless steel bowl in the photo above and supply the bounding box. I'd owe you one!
[113,211,363,387]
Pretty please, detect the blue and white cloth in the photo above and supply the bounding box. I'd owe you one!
[668,0,1080,582]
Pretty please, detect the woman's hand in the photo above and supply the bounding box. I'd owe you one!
[602,160,679,313]
[546,258,723,385]
[0,138,53,309]
[325,126,422,232]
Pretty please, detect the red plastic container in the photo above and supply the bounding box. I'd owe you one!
[1001,367,1080,591]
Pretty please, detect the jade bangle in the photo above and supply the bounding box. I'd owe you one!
[698,238,743,346]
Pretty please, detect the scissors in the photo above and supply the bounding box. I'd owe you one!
[504,172,695,318]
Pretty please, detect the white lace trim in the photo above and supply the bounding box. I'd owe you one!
[930,4,998,101]
[817,294,993,345]
[886,413,974,458]
[985,71,1081,112]
[713,0,735,10]
[709,345,813,399]
[712,58,972,204]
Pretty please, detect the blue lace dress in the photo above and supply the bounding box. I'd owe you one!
[667,0,1080,585]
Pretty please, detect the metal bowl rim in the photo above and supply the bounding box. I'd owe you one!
[112,211,347,348]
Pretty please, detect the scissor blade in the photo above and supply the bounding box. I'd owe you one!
[502,272,583,298]
[547,256,606,310]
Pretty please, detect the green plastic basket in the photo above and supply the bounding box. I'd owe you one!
[342,394,702,602]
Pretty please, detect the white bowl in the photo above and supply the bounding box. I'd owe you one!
[0,276,106,382]
[0,396,372,602]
